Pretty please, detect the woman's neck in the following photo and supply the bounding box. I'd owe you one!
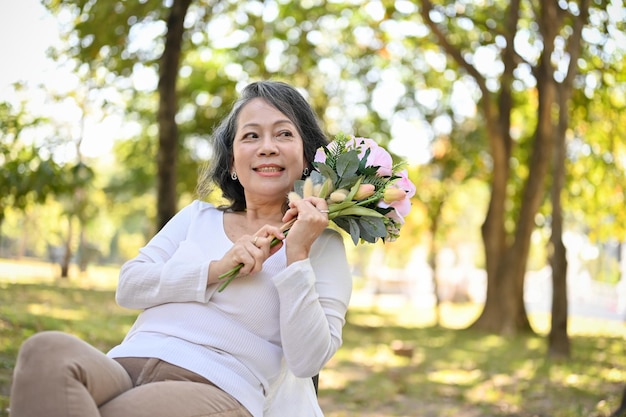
[242,204,285,225]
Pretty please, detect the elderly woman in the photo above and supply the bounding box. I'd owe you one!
[10,81,352,417]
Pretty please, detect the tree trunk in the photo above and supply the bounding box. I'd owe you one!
[498,0,563,335]
[549,224,569,358]
[549,117,570,357]
[428,202,442,326]
[548,0,589,359]
[498,82,559,335]
[472,119,512,333]
[420,0,515,333]
[472,0,569,336]
[420,0,586,335]
[60,215,73,279]
[78,226,88,273]
[156,0,192,230]
[469,0,519,334]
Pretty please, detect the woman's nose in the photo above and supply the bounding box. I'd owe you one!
[258,135,279,155]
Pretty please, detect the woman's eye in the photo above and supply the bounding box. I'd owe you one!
[242,132,258,140]
[275,130,294,139]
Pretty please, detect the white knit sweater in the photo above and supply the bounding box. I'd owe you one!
[107,201,352,417]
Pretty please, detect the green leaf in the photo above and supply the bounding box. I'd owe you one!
[336,174,359,190]
[333,205,384,218]
[309,170,324,185]
[342,177,363,203]
[358,216,387,243]
[293,180,305,196]
[328,200,357,213]
[360,165,381,177]
[336,150,360,178]
[358,147,371,172]
[333,216,361,245]
[314,162,338,184]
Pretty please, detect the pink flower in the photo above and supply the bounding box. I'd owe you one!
[354,184,376,200]
[315,137,393,177]
[383,188,407,203]
[393,169,416,199]
[314,146,329,163]
[349,137,393,176]
[378,170,416,223]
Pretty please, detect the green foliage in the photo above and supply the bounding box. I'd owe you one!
[105,133,157,198]
[566,48,626,242]
[13,0,624,287]
[43,0,167,73]
[317,134,386,190]
[0,102,70,224]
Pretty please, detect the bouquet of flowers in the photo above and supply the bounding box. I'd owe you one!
[218,133,416,291]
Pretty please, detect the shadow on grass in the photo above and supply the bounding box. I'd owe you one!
[0,282,623,417]
[0,281,137,416]
[319,307,625,417]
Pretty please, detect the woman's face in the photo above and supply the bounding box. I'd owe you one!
[232,98,306,205]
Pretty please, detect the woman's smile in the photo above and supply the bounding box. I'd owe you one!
[254,164,284,175]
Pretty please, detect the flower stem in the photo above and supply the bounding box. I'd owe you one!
[217,218,296,292]
[354,192,384,207]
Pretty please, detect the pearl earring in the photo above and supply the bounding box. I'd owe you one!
[231,172,238,180]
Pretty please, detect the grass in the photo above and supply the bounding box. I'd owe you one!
[1,258,625,416]
[319,302,625,417]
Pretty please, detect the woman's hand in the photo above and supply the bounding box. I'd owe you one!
[282,196,330,264]
[208,225,285,285]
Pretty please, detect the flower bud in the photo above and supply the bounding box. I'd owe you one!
[288,192,302,203]
[353,184,376,200]
[317,178,333,199]
[329,189,349,203]
[302,177,314,198]
[383,188,407,203]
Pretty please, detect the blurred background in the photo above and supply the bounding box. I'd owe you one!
[2,1,626,415]
[1,0,625,343]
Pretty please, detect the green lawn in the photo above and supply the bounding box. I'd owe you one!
[1,259,624,416]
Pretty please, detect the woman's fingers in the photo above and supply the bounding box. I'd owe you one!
[285,197,329,225]
[281,197,329,260]
[229,241,257,276]
[234,226,285,275]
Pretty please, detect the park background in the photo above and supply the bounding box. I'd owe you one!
[0,0,625,415]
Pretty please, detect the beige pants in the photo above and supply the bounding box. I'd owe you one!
[10,331,253,417]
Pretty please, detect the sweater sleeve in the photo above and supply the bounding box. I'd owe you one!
[272,229,352,378]
[115,201,215,310]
